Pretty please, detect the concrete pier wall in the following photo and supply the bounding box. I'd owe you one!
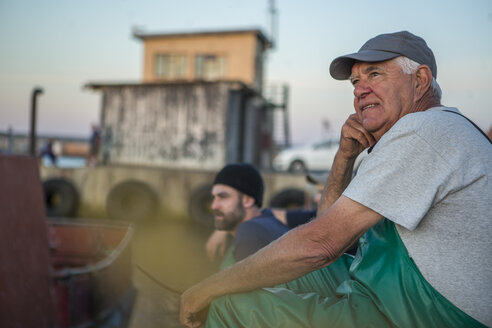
[40,165,308,222]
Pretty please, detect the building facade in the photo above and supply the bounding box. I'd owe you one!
[134,28,271,92]
[86,28,279,170]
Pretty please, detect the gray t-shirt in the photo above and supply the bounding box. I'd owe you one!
[343,106,492,326]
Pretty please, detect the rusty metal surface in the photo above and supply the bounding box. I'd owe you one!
[0,154,136,328]
[50,219,135,327]
[0,154,57,328]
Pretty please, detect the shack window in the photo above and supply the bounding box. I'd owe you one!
[195,55,227,80]
[155,54,187,79]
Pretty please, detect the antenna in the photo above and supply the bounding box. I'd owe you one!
[268,0,278,49]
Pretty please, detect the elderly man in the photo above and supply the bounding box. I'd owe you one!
[180,31,492,327]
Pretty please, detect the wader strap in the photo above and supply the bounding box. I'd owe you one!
[443,109,492,144]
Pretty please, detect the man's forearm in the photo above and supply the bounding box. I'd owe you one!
[317,151,356,215]
[182,218,341,318]
[316,113,374,217]
[195,225,325,297]
[181,196,381,326]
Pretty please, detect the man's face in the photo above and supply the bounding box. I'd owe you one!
[211,184,245,231]
[350,59,416,141]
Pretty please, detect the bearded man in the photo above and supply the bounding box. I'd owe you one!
[209,163,292,263]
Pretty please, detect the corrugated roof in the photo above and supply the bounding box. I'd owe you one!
[133,27,272,48]
[84,79,256,94]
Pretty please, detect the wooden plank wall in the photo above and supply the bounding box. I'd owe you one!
[101,83,229,169]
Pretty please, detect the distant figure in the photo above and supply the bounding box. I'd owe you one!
[53,140,62,158]
[39,139,57,166]
[87,124,101,166]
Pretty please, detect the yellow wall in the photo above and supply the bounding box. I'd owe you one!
[141,32,260,87]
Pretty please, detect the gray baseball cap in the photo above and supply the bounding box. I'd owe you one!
[330,31,437,80]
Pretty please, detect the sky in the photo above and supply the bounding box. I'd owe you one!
[1,0,491,144]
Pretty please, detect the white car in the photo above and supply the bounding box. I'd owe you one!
[273,139,367,173]
[273,139,340,173]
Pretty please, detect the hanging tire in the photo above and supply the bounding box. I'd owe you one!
[269,188,305,209]
[288,160,306,173]
[188,184,215,227]
[106,180,158,222]
[43,178,79,217]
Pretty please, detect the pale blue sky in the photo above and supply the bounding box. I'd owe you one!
[1,0,491,143]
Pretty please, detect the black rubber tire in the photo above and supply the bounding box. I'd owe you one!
[188,184,215,227]
[268,188,306,209]
[43,178,79,217]
[288,160,306,173]
[106,180,158,222]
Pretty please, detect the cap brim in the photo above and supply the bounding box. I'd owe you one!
[329,50,400,80]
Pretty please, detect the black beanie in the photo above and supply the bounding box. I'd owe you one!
[213,163,264,207]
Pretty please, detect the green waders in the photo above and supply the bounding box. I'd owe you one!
[207,219,485,327]
[219,245,236,271]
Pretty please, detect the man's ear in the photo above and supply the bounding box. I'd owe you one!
[414,65,433,101]
[241,194,256,209]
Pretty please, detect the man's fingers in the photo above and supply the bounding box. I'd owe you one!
[180,285,210,327]
[342,122,369,148]
[347,114,376,146]
[181,310,199,327]
[180,310,205,328]
[188,313,204,328]
[343,116,375,149]
[182,315,203,328]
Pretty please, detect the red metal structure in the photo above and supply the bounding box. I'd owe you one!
[0,154,135,328]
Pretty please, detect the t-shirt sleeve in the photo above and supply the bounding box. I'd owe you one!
[233,221,270,262]
[343,122,456,230]
[286,209,316,228]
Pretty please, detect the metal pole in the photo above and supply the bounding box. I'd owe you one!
[29,87,44,156]
[268,0,278,49]
[282,84,291,147]
[7,127,14,153]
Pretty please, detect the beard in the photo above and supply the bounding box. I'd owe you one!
[214,201,246,231]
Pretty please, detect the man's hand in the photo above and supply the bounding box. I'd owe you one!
[205,230,228,261]
[338,113,376,160]
[180,282,213,327]
[317,113,375,214]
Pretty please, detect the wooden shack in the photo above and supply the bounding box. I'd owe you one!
[86,80,274,170]
[85,28,279,170]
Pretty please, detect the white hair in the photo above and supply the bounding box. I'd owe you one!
[393,56,442,100]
